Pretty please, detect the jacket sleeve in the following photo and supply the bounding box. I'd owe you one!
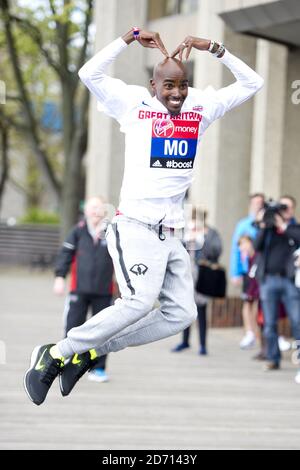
[253,228,267,252]
[204,50,264,125]
[78,37,136,121]
[285,225,300,246]
[230,222,244,277]
[54,227,78,278]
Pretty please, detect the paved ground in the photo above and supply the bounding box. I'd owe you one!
[0,268,300,450]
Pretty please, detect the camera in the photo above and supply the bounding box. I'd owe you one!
[262,199,287,229]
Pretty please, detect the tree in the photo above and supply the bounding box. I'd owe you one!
[0,0,93,237]
[0,122,9,215]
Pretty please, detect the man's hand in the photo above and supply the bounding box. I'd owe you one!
[231,276,242,287]
[171,36,210,61]
[255,208,266,229]
[275,213,288,232]
[53,276,65,296]
[122,29,169,57]
[256,208,265,223]
[138,30,169,57]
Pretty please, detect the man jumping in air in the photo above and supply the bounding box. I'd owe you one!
[24,28,264,405]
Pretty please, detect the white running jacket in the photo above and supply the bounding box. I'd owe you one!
[79,37,264,227]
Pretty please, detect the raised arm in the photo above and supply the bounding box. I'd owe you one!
[78,37,131,120]
[54,227,78,279]
[53,227,78,295]
[78,29,168,120]
[172,36,264,123]
[209,49,264,122]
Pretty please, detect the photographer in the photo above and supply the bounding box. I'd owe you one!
[254,196,300,383]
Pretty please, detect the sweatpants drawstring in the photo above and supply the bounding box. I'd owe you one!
[158,218,166,241]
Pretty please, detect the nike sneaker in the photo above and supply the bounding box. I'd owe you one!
[24,344,64,406]
[59,350,98,396]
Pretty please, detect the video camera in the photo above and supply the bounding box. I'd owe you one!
[262,199,287,229]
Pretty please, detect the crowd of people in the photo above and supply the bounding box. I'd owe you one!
[168,193,300,385]
[230,193,300,383]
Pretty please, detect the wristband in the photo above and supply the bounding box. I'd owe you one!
[208,40,215,52]
[212,43,226,57]
[132,27,140,40]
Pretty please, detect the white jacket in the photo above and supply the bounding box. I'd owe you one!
[79,37,264,227]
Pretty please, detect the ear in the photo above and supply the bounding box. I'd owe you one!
[150,78,156,94]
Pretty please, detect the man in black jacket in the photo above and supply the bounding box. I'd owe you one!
[54,196,114,383]
[254,196,300,382]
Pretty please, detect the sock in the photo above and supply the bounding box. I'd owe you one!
[50,344,64,361]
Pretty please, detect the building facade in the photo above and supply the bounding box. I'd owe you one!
[86,0,300,290]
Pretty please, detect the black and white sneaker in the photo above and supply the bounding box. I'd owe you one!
[24,344,64,405]
[59,351,98,396]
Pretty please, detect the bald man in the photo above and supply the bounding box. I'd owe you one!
[25,29,264,405]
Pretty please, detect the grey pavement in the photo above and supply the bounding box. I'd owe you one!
[0,268,300,450]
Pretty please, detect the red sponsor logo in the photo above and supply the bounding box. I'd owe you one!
[152,119,200,139]
[153,119,175,138]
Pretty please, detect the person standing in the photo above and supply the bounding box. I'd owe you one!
[230,193,265,349]
[53,196,114,382]
[254,197,300,383]
[172,208,222,355]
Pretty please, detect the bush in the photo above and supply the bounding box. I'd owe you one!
[20,208,60,225]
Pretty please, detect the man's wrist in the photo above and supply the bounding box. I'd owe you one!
[132,27,140,40]
[208,40,226,58]
[122,30,136,45]
[208,40,218,53]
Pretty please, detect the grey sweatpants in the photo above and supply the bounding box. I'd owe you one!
[57,216,197,358]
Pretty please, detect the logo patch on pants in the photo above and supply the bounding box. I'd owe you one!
[130,264,148,276]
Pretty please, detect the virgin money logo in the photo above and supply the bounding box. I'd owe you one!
[153,119,175,138]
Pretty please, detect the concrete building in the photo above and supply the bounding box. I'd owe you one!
[86,0,300,290]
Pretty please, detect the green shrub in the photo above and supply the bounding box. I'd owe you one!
[20,208,60,225]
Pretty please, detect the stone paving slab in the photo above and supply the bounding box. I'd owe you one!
[0,268,299,450]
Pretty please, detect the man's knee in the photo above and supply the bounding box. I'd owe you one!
[119,295,155,316]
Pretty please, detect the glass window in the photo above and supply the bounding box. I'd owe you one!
[166,0,179,16]
[148,0,199,20]
[179,0,198,15]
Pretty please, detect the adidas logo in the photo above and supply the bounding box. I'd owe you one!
[152,160,163,168]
